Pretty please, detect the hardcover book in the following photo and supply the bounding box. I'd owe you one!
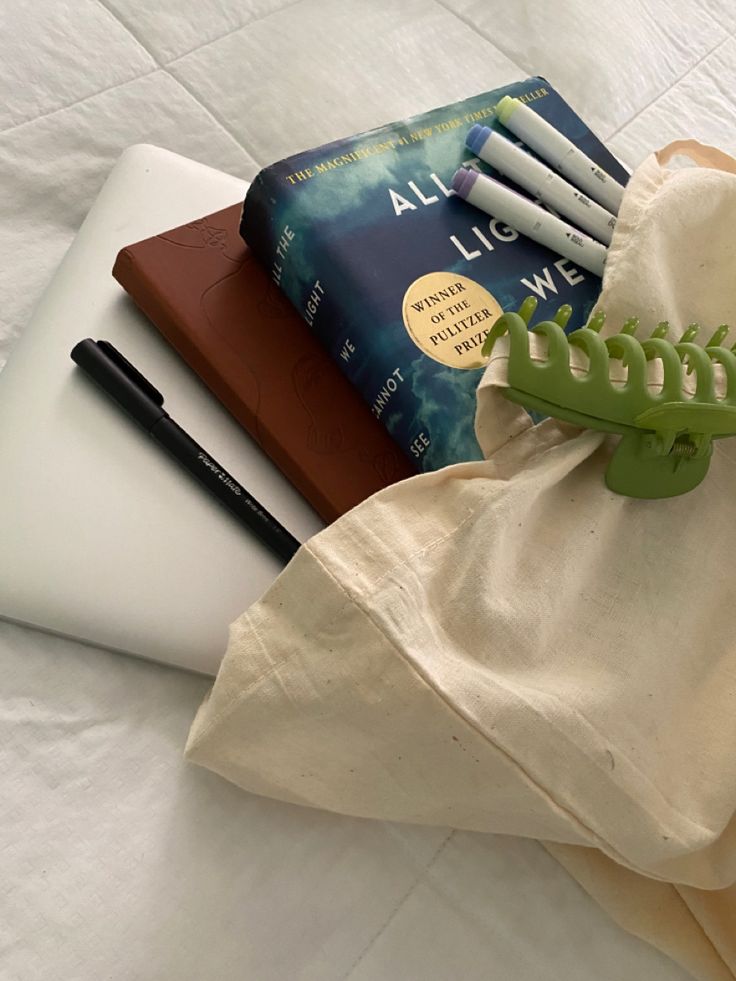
[113,204,415,524]
[241,78,629,471]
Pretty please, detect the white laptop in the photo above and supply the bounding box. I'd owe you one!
[0,145,325,675]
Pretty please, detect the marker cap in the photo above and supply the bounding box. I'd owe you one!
[451,167,479,198]
[466,124,492,156]
[495,95,517,127]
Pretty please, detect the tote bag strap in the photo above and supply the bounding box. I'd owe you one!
[656,139,736,175]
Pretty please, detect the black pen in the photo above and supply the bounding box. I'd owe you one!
[70,339,300,563]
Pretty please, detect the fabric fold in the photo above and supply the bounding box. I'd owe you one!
[188,140,736,980]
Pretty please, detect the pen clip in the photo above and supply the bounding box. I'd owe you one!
[96,340,165,407]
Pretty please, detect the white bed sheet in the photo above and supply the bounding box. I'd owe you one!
[3,2,734,977]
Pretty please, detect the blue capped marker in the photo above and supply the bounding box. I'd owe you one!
[466,123,616,245]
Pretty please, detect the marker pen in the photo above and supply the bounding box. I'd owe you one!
[70,338,300,563]
[495,96,625,215]
[452,167,607,277]
[466,124,616,245]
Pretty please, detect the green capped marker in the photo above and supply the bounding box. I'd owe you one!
[495,96,625,215]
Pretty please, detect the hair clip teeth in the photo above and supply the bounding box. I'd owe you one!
[588,311,606,333]
[708,324,730,347]
[553,305,572,329]
[518,296,538,325]
[482,299,736,499]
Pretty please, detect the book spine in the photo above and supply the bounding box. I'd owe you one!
[240,169,326,329]
[112,249,339,523]
[237,172,278,271]
[242,171,416,466]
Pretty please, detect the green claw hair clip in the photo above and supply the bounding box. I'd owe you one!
[481,297,736,499]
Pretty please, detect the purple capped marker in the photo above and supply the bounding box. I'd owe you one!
[451,167,479,199]
[462,124,616,245]
[451,165,607,277]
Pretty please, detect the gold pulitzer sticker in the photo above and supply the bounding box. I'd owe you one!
[402,272,502,369]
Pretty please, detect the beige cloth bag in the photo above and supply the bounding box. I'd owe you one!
[187,141,736,980]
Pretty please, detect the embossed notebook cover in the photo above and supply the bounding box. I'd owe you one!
[113,204,415,523]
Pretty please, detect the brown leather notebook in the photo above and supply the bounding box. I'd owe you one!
[113,205,416,524]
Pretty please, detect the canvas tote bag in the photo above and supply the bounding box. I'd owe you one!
[187,141,736,980]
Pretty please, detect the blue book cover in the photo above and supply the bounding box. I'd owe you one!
[241,78,628,472]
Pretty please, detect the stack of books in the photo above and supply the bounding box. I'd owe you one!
[116,77,628,522]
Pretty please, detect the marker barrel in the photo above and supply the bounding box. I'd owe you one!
[495,96,625,215]
[452,168,607,277]
[467,125,616,245]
